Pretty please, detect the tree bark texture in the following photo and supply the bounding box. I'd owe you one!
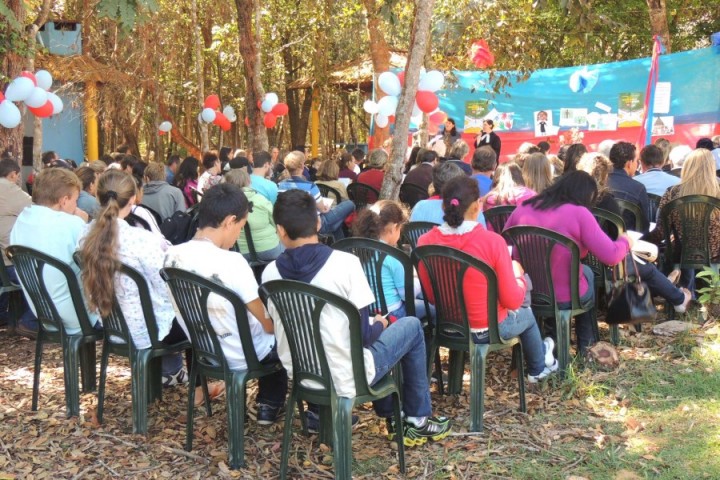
[282,39,311,149]
[235,0,268,152]
[379,0,436,200]
[192,0,209,153]
[362,0,391,149]
[0,0,27,161]
[646,0,671,53]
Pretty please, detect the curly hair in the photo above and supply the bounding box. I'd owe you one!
[352,200,408,240]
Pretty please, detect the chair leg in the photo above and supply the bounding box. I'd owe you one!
[610,325,620,345]
[556,311,572,379]
[201,375,212,417]
[392,392,405,473]
[78,341,97,393]
[434,350,444,396]
[32,335,44,412]
[469,345,489,432]
[319,405,333,446]
[64,337,83,418]
[148,356,162,404]
[131,350,151,434]
[280,391,297,480]
[186,364,198,452]
[226,375,247,470]
[425,340,441,394]
[447,350,466,395]
[514,344,526,413]
[97,342,111,424]
[332,397,354,480]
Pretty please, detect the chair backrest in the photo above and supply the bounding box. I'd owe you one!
[502,226,583,314]
[616,198,648,233]
[73,252,162,350]
[332,238,415,317]
[659,194,720,268]
[6,245,96,335]
[398,183,429,209]
[161,267,265,374]
[412,245,502,345]
[259,279,373,398]
[347,182,380,209]
[317,183,343,205]
[587,207,627,284]
[647,193,662,224]
[400,221,438,251]
[483,205,517,233]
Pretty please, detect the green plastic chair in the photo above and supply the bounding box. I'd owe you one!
[411,245,525,432]
[347,182,380,209]
[0,255,24,332]
[398,183,429,209]
[659,194,720,270]
[6,245,102,418]
[259,279,405,480]
[74,253,190,434]
[502,226,593,378]
[400,221,438,251]
[161,267,283,470]
[616,198,648,233]
[647,193,662,224]
[483,205,516,233]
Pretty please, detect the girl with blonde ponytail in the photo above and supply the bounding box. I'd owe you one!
[78,170,188,386]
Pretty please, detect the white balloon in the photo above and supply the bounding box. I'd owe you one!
[35,70,53,90]
[412,102,422,118]
[47,92,63,114]
[5,77,35,102]
[0,100,22,129]
[264,93,279,108]
[201,108,216,123]
[25,87,48,108]
[159,121,172,132]
[226,113,237,122]
[375,114,389,128]
[222,105,235,117]
[377,95,398,116]
[363,100,378,114]
[261,99,275,113]
[418,70,445,92]
[378,72,401,96]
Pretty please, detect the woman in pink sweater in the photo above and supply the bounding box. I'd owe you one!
[417,176,557,383]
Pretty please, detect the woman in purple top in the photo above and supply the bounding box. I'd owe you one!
[483,163,536,211]
[504,171,633,353]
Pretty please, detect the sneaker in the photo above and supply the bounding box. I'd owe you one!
[15,324,38,339]
[674,288,692,313]
[542,337,555,368]
[162,367,188,388]
[402,416,452,446]
[306,410,359,433]
[255,403,285,426]
[528,365,556,384]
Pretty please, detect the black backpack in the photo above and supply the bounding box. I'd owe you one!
[160,208,199,245]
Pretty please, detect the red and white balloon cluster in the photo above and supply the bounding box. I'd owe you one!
[257,92,288,129]
[158,121,172,136]
[198,94,236,132]
[0,70,64,129]
[364,70,445,128]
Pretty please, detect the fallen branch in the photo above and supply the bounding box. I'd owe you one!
[71,465,94,480]
[160,445,211,465]
[98,459,121,477]
[93,432,140,449]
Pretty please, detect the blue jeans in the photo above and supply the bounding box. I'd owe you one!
[627,258,685,306]
[319,200,355,240]
[0,265,38,330]
[242,242,285,263]
[472,307,546,376]
[557,264,596,352]
[389,299,435,324]
[368,316,432,418]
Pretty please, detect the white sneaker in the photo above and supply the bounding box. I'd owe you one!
[674,288,692,313]
[546,359,559,373]
[543,337,556,368]
[528,366,555,383]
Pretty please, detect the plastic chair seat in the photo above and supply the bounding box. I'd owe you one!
[483,205,516,233]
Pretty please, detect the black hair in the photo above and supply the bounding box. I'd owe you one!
[174,156,199,188]
[404,146,422,174]
[166,154,181,167]
[253,150,271,168]
[640,144,664,167]
[419,149,438,165]
[523,170,598,211]
[219,147,232,164]
[471,146,497,172]
[562,143,587,173]
[273,189,319,240]
[557,145,570,162]
[116,144,131,154]
[352,200,407,240]
[41,151,57,166]
[445,118,457,136]
[696,138,715,151]
[132,161,147,180]
[197,183,250,229]
[351,148,365,162]
[432,161,464,195]
[537,141,550,154]
[0,158,20,178]
[608,142,636,169]
[442,176,480,228]
[202,151,219,170]
[120,155,140,171]
[484,119,494,129]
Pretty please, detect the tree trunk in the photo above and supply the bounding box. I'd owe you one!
[362,0,391,149]
[192,0,209,152]
[26,0,52,169]
[282,40,311,149]
[647,0,671,52]
[235,0,268,151]
[0,0,27,161]
[379,0,436,200]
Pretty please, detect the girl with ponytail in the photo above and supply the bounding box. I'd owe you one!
[352,200,433,321]
[417,175,559,383]
[78,170,188,386]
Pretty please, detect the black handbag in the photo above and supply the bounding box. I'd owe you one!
[605,256,657,325]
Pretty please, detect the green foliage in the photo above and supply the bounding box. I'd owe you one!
[696,266,720,305]
[0,2,29,72]
[96,0,159,30]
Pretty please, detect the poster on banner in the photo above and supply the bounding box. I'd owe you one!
[587,112,618,131]
[534,110,554,137]
[484,109,514,131]
[618,92,644,127]
[652,116,674,136]
[464,100,490,134]
[559,108,588,127]
[653,82,672,114]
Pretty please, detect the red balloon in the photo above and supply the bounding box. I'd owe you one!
[257,100,263,110]
[429,111,448,125]
[415,91,439,113]
[470,40,495,69]
[212,111,227,126]
[244,116,250,126]
[20,71,37,86]
[204,94,221,110]
[263,112,277,128]
[159,130,166,136]
[428,122,439,135]
[388,115,396,124]
[271,103,289,116]
[28,100,53,118]
[0,92,4,103]
[397,71,405,86]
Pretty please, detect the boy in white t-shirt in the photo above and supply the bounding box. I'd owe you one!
[164,183,288,425]
[262,189,452,447]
